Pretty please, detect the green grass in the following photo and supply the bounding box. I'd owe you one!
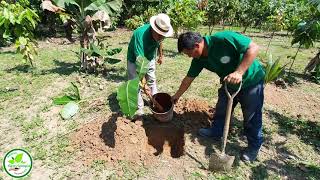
[0,26,319,179]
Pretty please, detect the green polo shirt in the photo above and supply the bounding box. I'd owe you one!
[127,24,160,63]
[187,31,265,89]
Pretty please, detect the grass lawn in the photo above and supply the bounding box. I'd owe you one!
[0,26,319,179]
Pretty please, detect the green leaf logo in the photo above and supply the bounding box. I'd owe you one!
[8,159,15,164]
[15,153,23,163]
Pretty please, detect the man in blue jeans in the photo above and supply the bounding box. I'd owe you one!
[172,31,265,162]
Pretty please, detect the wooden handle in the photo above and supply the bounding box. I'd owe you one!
[147,94,165,113]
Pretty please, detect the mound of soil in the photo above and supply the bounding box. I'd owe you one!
[70,99,214,166]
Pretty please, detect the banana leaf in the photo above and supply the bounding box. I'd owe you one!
[136,56,150,79]
[60,101,79,119]
[116,56,149,117]
[117,77,140,117]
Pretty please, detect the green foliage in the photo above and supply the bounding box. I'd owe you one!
[264,54,286,84]
[283,0,310,32]
[161,0,205,36]
[207,0,240,27]
[117,56,149,117]
[52,0,123,27]
[15,37,38,66]
[291,20,320,48]
[53,82,81,119]
[117,77,140,117]
[47,0,123,72]
[124,15,144,30]
[0,1,39,66]
[81,41,121,58]
[121,0,159,24]
[291,0,320,48]
[53,82,81,105]
[311,63,320,83]
[124,7,158,30]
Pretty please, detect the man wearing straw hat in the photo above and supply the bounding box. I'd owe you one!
[127,13,173,116]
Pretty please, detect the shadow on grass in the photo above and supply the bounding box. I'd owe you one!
[248,32,290,39]
[251,145,320,180]
[103,66,126,83]
[107,92,120,113]
[164,49,179,58]
[5,64,33,73]
[266,109,320,150]
[41,59,80,75]
[250,164,269,179]
[5,59,79,75]
[0,50,16,55]
[118,41,129,45]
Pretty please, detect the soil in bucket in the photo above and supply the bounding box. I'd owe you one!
[151,93,174,122]
[151,93,172,113]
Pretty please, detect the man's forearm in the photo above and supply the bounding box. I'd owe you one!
[236,42,259,75]
[174,76,194,98]
[158,42,163,57]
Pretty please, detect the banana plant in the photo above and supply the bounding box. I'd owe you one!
[264,54,286,84]
[117,56,149,118]
[42,0,123,71]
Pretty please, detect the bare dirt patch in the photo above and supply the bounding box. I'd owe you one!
[264,84,320,121]
[70,99,213,168]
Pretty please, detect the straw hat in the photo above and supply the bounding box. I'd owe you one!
[150,13,173,37]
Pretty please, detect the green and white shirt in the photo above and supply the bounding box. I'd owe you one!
[187,31,265,89]
[127,24,160,63]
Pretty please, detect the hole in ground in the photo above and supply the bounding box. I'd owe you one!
[144,124,185,158]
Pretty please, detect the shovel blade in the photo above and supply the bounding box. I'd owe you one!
[209,153,235,171]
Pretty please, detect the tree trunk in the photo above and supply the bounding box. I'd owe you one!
[289,44,302,75]
[266,31,275,54]
[64,19,74,42]
[304,51,320,74]
[242,24,249,33]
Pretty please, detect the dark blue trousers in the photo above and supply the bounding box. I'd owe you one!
[210,81,264,150]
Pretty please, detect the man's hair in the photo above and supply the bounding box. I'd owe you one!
[177,32,202,53]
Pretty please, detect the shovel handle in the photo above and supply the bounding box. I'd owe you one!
[221,81,242,155]
[147,93,165,113]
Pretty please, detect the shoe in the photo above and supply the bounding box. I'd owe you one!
[241,147,260,163]
[198,128,221,140]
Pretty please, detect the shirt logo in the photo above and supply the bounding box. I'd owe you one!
[220,56,230,64]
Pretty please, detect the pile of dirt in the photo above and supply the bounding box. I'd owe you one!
[70,99,213,166]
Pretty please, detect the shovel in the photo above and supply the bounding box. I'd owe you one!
[209,81,242,171]
[146,93,165,113]
[141,77,165,113]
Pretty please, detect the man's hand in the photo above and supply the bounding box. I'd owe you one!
[143,84,152,97]
[224,71,243,84]
[157,55,163,65]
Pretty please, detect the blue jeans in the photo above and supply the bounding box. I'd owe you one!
[209,81,264,150]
